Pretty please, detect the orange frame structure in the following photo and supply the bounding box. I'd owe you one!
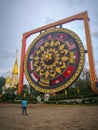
[18,11,98,94]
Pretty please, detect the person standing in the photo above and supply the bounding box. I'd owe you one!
[21,98,28,115]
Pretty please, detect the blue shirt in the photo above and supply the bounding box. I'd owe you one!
[21,100,27,107]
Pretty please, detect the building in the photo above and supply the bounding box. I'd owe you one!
[2,50,19,94]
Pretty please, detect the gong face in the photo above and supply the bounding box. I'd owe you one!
[24,28,85,93]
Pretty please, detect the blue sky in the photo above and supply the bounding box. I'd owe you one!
[0,0,98,79]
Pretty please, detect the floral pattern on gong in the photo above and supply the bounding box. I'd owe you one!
[24,28,85,93]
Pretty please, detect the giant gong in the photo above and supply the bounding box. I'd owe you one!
[24,28,85,93]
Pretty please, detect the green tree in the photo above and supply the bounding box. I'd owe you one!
[0,76,6,94]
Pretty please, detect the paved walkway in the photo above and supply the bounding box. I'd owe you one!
[0,104,98,130]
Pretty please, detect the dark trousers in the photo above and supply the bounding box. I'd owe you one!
[22,107,27,115]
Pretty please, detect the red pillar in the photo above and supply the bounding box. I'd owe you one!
[18,36,26,94]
